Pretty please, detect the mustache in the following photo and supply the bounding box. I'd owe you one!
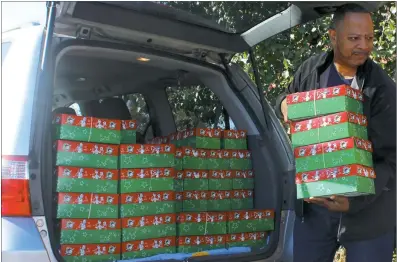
[352,51,369,56]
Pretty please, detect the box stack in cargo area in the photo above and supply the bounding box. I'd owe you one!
[119,143,177,260]
[53,114,122,261]
[286,85,376,199]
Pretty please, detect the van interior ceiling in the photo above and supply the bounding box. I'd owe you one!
[49,42,281,261]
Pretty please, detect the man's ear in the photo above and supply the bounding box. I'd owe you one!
[328,29,336,46]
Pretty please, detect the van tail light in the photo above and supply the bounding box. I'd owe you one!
[1,155,32,216]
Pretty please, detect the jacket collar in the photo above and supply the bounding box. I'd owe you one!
[316,50,370,90]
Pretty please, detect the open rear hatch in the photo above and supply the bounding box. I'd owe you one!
[53,1,382,64]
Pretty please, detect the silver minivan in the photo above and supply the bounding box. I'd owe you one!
[1,2,382,262]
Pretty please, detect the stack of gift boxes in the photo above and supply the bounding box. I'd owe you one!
[286,85,376,199]
[53,114,123,262]
[53,114,275,261]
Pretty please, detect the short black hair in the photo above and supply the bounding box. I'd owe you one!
[330,3,370,29]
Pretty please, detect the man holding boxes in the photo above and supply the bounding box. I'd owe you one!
[275,4,396,262]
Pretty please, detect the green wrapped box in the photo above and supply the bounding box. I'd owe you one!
[290,112,368,147]
[230,190,254,210]
[233,170,254,190]
[121,237,176,260]
[61,243,120,262]
[226,232,268,248]
[60,219,121,244]
[175,148,184,170]
[183,170,209,191]
[207,150,230,170]
[53,114,121,144]
[183,128,222,149]
[55,140,119,169]
[181,147,208,170]
[296,164,376,199]
[227,210,275,233]
[57,193,119,219]
[286,85,364,121]
[295,137,374,173]
[121,120,137,144]
[176,192,183,213]
[208,170,233,190]
[121,214,176,241]
[56,167,118,194]
[120,144,175,169]
[222,130,248,150]
[207,191,231,211]
[183,191,208,212]
[120,191,175,217]
[177,212,227,236]
[229,150,252,170]
[177,235,226,253]
[120,168,175,193]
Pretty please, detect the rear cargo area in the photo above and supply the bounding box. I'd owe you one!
[48,44,278,262]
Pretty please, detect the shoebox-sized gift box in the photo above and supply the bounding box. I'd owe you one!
[121,120,137,144]
[207,190,231,211]
[227,210,275,234]
[208,170,233,191]
[286,85,364,121]
[207,150,230,170]
[229,150,252,170]
[60,218,121,244]
[183,191,208,212]
[177,212,227,236]
[121,214,176,242]
[120,191,175,217]
[222,130,248,150]
[53,114,121,144]
[182,128,222,149]
[183,170,209,191]
[177,235,226,253]
[230,190,254,210]
[61,243,121,262]
[296,164,376,199]
[120,168,175,193]
[121,237,176,260]
[120,144,175,169]
[56,167,118,194]
[233,170,254,190]
[180,147,208,170]
[290,112,368,148]
[54,140,119,169]
[226,232,268,248]
[57,193,119,219]
[294,137,374,173]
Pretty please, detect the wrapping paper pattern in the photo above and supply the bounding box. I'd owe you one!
[120,168,175,193]
[222,130,248,150]
[229,150,252,170]
[233,170,254,190]
[177,212,227,236]
[208,170,233,191]
[230,190,254,210]
[61,243,121,262]
[60,219,121,244]
[55,141,119,169]
[56,167,118,194]
[227,210,275,233]
[226,232,268,248]
[183,170,209,191]
[286,85,364,120]
[121,120,137,144]
[53,114,121,144]
[177,235,226,253]
[183,191,208,212]
[120,144,175,169]
[57,193,119,219]
[121,237,176,260]
[207,191,232,211]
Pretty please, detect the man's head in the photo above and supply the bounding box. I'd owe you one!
[329,4,374,68]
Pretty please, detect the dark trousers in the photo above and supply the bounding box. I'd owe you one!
[293,206,395,262]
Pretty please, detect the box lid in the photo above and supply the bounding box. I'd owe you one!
[120,168,175,179]
[54,114,121,131]
[61,218,121,230]
[61,243,121,256]
[121,191,175,204]
[57,167,119,180]
[55,140,119,156]
[122,237,176,252]
[120,144,175,155]
[227,210,274,221]
[121,214,176,228]
[58,193,119,205]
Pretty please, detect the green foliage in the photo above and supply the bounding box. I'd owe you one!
[233,2,396,106]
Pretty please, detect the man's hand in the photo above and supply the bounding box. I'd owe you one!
[304,196,350,212]
[281,98,288,123]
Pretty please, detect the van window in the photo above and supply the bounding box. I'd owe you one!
[123,93,153,141]
[166,85,235,131]
[2,42,12,65]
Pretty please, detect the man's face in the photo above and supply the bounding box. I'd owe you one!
[329,12,374,67]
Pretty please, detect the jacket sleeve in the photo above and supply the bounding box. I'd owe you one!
[347,71,396,214]
[274,66,302,119]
